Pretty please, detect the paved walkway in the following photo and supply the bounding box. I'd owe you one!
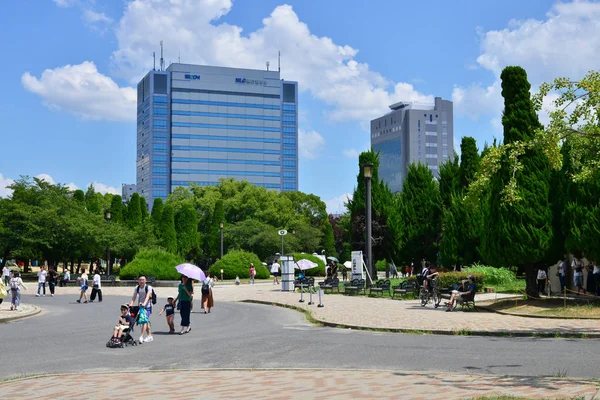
[8,283,600,336]
[0,302,40,322]
[0,369,598,399]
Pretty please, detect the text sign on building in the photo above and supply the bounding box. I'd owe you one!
[235,77,267,86]
[184,74,201,80]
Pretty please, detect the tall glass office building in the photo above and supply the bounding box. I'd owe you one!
[136,63,298,207]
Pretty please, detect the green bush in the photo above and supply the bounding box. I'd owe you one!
[292,253,326,276]
[375,259,387,271]
[120,247,185,280]
[209,250,269,280]
[406,271,485,291]
[463,264,517,286]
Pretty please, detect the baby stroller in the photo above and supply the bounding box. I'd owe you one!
[106,305,140,348]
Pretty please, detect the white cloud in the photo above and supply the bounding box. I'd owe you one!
[83,10,113,24]
[22,61,136,121]
[343,148,359,159]
[109,1,431,123]
[325,193,352,214]
[454,0,600,122]
[65,183,79,191]
[36,174,56,185]
[53,0,75,7]
[0,173,15,198]
[298,129,325,160]
[90,182,119,195]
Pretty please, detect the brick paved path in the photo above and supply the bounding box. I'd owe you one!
[1,369,597,399]
[7,283,600,336]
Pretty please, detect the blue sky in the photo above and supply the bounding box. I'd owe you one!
[1,0,599,212]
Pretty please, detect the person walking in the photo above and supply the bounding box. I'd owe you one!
[47,266,58,297]
[201,273,215,313]
[175,275,193,334]
[9,271,27,311]
[36,265,47,297]
[573,258,586,295]
[2,265,10,286]
[129,275,154,343]
[249,263,256,285]
[557,259,566,293]
[90,270,103,302]
[536,268,548,296]
[271,260,280,285]
[76,269,89,303]
[60,270,70,287]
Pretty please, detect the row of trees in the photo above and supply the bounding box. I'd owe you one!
[344,66,600,297]
[0,177,336,272]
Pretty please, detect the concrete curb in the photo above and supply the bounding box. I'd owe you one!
[241,299,600,339]
[0,305,41,323]
[477,303,600,320]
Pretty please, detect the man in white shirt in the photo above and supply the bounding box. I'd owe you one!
[129,275,154,343]
[271,261,280,285]
[2,265,10,286]
[90,271,103,302]
[36,265,47,297]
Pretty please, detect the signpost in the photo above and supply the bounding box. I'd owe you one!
[278,229,287,255]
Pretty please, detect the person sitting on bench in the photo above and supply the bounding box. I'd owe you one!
[446,275,476,312]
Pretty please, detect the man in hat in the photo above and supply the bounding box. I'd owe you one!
[446,275,476,312]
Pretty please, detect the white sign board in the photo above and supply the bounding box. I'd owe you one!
[278,230,288,236]
[351,251,364,280]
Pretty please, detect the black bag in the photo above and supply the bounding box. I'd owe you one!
[143,286,158,305]
[201,282,210,295]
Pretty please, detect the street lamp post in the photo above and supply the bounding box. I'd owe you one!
[104,210,111,276]
[278,229,288,255]
[363,163,374,285]
[219,221,224,259]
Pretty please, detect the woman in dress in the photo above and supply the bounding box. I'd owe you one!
[201,273,215,314]
[175,275,193,334]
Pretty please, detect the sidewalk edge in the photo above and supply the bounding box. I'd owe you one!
[0,305,41,323]
[240,299,600,339]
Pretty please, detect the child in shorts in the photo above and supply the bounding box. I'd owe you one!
[111,305,134,345]
[159,296,176,334]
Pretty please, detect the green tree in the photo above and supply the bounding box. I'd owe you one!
[126,193,143,228]
[85,185,101,214]
[175,202,199,260]
[73,189,85,204]
[159,204,177,253]
[438,155,460,208]
[480,66,554,296]
[393,163,442,264]
[321,219,336,258]
[110,195,125,224]
[459,137,481,188]
[140,196,149,221]
[206,199,225,258]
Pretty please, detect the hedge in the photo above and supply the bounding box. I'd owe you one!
[406,271,485,291]
[119,248,185,280]
[292,253,326,276]
[209,250,269,280]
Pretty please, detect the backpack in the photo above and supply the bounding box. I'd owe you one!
[10,278,19,290]
[141,285,157,305]
[201,282,210,295]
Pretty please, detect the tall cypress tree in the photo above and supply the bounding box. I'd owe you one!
[459,137,480,189]
[140,196,149,221]
[73,189,85,204]
[84,185,101,214]
[110,195,125,224]
[481,66,554,297]
[175,202,199,260]
[438,154,460,208]
[126,193,143,228]
[160,204,177,253]
[151,198,164,239]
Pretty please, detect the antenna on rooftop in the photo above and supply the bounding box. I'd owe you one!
[278,51,281,72]
[266,61,270,71]
[153,52,156,71]
[160,41,165,71]
[178,51,181,64]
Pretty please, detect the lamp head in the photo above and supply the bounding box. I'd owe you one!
[363,163,373,179]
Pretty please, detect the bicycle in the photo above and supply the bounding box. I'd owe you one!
[419,277,441,308]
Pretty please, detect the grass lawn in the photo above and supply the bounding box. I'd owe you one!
[485,279,526,294]
[487,298,600,318]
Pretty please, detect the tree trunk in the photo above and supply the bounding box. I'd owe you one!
[524,264,538,298]
[24,259,30,273]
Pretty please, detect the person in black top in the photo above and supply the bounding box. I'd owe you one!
[111,305,134,343]
[447,275,476,312]
[47,267,59,297]
[159,297,176,334]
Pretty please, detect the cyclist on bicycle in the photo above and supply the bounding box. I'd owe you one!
[423,263,439,293]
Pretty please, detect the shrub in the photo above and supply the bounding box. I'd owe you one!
[406,271,485,291]
[291,253,326,276]
[463,264,517,286]
[209,250,269,280]
[375,260,387,271]
[119,248,185,280]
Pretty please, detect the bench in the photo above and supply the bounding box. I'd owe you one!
[319,277,340,293]
[344,279,365,295]
[369,279,391,297]
[294,277,314,292]
[392,280,416,299]
[441,288,476,311]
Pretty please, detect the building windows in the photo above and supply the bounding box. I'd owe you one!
[153,95,168,104]
[283,171,296,178]
[283,160,296,168]
[172,122,280,133]
[283,182,296,190]
[172,145,280,155]
[283,127,296,136]
[283,149,296,157]
[153,178,167,185]
[283,137,296,145]
[154,155,167,164]
[172,169,280,177]
[153,166,168,176]
[283,104,296,111]
[171,110,280,121]
[153,143,167,151]
[425,153,438,159]
[172,98,280,110]
[282,114,296,124]
[172,157,280,166]
[172,133,280,144]
[153,190,168,198]
[154,119,168,128]
[153,130,168,139]
[153,107,167,116]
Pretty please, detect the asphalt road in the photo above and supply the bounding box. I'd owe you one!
[1,293,598,380]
